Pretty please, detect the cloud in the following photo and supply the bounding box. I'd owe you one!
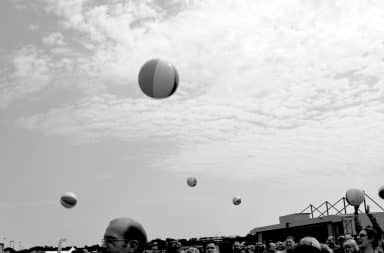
[28,24,40,31]
[4,0,384,181]
[42,32,66,46]
[4,0,384,108]
[0,46,53,108]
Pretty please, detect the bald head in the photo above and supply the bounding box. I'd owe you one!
[104,217,147,253]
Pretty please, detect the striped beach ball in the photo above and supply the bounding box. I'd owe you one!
[60,192,78,208]
[138,59,179,99]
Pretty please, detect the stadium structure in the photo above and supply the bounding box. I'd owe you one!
[248,192,384,243]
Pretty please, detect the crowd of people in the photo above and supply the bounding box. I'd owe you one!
[2,205,383,253]
[99,204,384,253]
[145,230,383,253]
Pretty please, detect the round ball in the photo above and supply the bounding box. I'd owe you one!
[60,192,78,208]
[138,59,179,99]
[187,177,197,187]
[232,196,242,206]
[345,188,364,206]
[378,185,384,199]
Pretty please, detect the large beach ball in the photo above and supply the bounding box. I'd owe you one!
[232,196,242,206]
[60,192,78,208]
[138,59,179,99]
[345,188,364,206]
[378,185,384,200]
[186,177,197,187]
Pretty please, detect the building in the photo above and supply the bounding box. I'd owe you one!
[249,212,384,243]
[248,194,384,243]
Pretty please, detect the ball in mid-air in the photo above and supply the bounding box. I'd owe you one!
[232,196,242,206]
[186,177,197,187]
[345,188,364,206]
[60,192,78,208]
[138,59,179,99]
[378,186,384,200]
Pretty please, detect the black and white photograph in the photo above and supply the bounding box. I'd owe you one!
[1,1,384,253]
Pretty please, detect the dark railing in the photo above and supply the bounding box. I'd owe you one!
[299,192,384,218]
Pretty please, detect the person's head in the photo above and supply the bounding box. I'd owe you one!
[150,242,160,253]
[246,244,255,253]
[254,242,264,253]
[166,241,181,253]
[357,227,378,249]
[326,236,335,249]
[266,242,276,253]
[276,242,284,251]
[285,237,295,251]
[232,241,242,253]
[293,237,321,253]
[337,236,345,247]
[205,242,218,253]
[187,247,200,253]
[102,217,147,253]
[343,239,359,253]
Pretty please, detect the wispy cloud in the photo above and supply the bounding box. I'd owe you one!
[2,0,384,180]
[42,32,65,46]
[0,46,53,108]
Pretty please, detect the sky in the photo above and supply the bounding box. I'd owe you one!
[1,0,384,249]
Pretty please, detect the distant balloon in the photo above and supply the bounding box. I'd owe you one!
[60,192,78,208]
[232,196,242,206]
[138,59,179,99]
[345,188,364,206]
[378,186,384,200]
[187,177,197,187]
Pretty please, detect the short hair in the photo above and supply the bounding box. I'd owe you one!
[122,223,148,251]
[343,239,359,252]
[286,236,295,241]
[204,241,217,249]
[362,226,379,248]
[187,247,201,253]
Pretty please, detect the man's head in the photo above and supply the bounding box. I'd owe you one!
[266,242,276,253]
[102,217,147,253]
[205,242,218,253]
[325,236,335,248]
[186,247,200,253]
[151,242,161,253]
[285,236,295,251]
[276,242,285,251]
[336,235,345,247]
[232,241,241,253]
[357,227,377,249]
[246,244,255,253]
[166,240,181,253]
[343,239,359,253]
[254,242,264,253]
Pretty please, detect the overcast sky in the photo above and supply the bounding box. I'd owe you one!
[1,0,384,249]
